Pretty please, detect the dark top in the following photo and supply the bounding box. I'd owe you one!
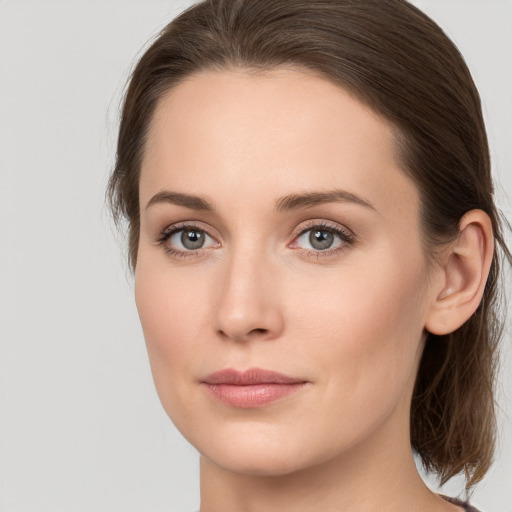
[442,495,482,512]
[193,495,482,512]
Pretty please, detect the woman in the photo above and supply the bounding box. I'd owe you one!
[107,0,511,510]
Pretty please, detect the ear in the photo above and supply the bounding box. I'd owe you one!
[425,209,494,336]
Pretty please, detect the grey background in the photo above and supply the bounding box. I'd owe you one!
[0,1,510,511]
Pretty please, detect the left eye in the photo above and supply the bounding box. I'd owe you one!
[294,226,348,251]
[168,228,217,251]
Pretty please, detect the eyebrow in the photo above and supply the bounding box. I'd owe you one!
[144,188,377,213]
[274,189,376,213]
[145,191,214,211]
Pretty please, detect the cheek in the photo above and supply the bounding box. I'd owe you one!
[262,254,429,465]
[286,251,428,403]
[134,261,210,412]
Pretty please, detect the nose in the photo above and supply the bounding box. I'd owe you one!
[213,248,284,343]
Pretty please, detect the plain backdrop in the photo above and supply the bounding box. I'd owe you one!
[0,1,511,511]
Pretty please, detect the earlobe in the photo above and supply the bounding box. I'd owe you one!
[425,210,494,336]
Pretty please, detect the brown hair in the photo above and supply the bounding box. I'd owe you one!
[107,0,511,493]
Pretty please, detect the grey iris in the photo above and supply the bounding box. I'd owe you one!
[310,229,334,250]
[181,230,204,250]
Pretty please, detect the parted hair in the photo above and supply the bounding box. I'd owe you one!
[107,0,511,493]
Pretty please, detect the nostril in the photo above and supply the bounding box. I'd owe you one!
[249,328,268,336]
[216,327,270,342]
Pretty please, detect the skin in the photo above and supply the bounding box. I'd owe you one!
[135,67,491,512]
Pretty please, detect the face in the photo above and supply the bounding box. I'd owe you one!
[136,67,435,476]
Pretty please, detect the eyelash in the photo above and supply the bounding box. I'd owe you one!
[155,220,355,260]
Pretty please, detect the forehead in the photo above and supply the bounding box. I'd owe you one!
[140,67,418,219]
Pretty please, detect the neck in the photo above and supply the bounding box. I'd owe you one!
[198,398,452,512]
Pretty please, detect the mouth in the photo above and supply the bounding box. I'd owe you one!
[201,367,309,408]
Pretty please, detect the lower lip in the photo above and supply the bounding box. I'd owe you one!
[203,382,307,408]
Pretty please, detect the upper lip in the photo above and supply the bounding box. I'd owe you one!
[202,367,307,385]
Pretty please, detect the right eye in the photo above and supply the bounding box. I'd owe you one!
[170,228,213,250]
[157,224,219,258]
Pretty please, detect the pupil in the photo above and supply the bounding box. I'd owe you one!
[181,230,204,250]
[310,229,333,250]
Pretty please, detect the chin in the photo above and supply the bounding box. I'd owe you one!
[182,419,334,477]
[202,443,310,477]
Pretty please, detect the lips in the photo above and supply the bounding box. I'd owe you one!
[201,368,308,408]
